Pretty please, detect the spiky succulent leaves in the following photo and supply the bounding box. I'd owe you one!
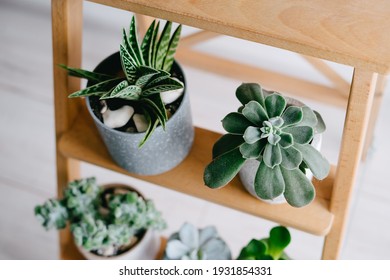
[68,78,122,98]
[120,42,138,83]
[155,21,172,69]
[236,83,265,108]
[141,20,156,67]
[59,64,115,83]
[142,75,183,96]
[35,199,69,230]
[127,16,144,65]
[149,21,160,68]
[138,107,159,148]
[71,215,109,251]
[204,147,246,188]
[162,24,182,72]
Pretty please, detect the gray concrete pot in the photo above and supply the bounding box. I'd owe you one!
[86,52,194,175]
[238,94,323,204]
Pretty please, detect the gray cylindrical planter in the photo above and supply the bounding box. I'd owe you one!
[238,94,323,204]
[86,53,194,175]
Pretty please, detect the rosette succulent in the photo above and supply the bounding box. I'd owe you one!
[204,83,330,207]
[61,16,183,146]
[164,223,231,260]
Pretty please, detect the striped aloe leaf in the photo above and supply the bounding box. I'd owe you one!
[143,97,167,128]
[101,85,142,100]
[59,64,114,82]
[150,21,160,68]
[141,20,156,67]
[155,21,172,69]
[119,44,137,82]
[128,17,144,65]
[122,29,141,67]
[68,78,122,98]
[142,77,183,96]
[138,108,158,147]
[162,24,182,72]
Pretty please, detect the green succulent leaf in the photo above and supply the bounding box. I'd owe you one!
[278,133,293,148]
[59,64,114,82]
[141,20,156,67]
[135,73,159,87]
[163,24,182,72]
[242,101,269,126]
[280,146,303,170]
[281,106,303,127]
[237,239,270,260]
[314,111,326,133]
[263,143,282,168]
[122,29,141,67]
[128,16,144,65]
[143,76,183,96]
[235,83,265,107]
[299,106,318,128]
[150,21,160,68]
[267,226,291,260]
[265,94,286,118]
[254,161,285,200]
[239,140,266,159]
[281,167,315,207]
[68,78,121,98]
[155,21,172,69]
[204,147,246,188]
[212,134,245,159]
[101,85,142,100]
[243,126,262,144]
[119,43,137,82]
[294,143,330,180]
[267,133,281,145]
[138,109,158,147]
[109,80,129,95]
[143,95,167,129]
[221,112,254,135]
[283,126,314,144]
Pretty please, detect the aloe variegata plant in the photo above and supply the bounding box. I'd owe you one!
[61,16,183,146]
[204,83,330,207]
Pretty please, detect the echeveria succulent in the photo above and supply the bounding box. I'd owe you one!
[164,223,231,260]
[204,83,330,207]
[238,226,291,260]
[61,16,183,146]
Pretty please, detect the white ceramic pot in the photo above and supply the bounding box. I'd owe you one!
[238,94,323,204]
[77,229,161,260]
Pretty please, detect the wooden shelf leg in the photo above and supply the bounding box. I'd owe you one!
[52,0,83,259]
[362,75,387,160]
[322,69,378,259]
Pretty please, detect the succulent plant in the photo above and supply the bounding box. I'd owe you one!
[35,177,166,257]
[61,16,183,146]
[204,83,330,207]
[238,226,291,260]
[164,223,231,260]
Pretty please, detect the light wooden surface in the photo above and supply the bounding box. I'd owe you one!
[58,106,334,236]
[89,0,390,74]
[322,70,377,259]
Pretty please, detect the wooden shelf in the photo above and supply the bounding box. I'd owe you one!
[59,106,334,236]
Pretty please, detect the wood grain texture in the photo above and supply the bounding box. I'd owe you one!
[58,106,334,236]
[89,0,390,74]
[322,69,377,259]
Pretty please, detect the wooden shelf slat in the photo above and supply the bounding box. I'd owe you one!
[88,0,390,74]
[59,106,334,236]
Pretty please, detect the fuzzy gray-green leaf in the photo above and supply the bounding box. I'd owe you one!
[141,20,156,67]
[299,106,318,128]
[242,101,269,126]
[278,133,293,148]
[222,112,254,135]
[263,143,282,168]
[281,167,315,207]
[294,143,330,180]
[212,134,245,159]
[254,161,285,200]
[204,147,246,188]
[155,21,172,69]
[265,94,286,118]
[280,146,302,170]
[235,83,265,107]
[283,126,314,144]
[239,140,266,159]
[314,111,326,133]
[243,126,262,144]
[162,24,182,72]
[281,106,303,127]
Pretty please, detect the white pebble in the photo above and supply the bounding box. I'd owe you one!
[133,114,148,132]
[102,105,134,128]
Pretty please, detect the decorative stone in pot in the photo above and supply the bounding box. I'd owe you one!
[60,16,194,175]
[204,83,330,208]
[34,178,166,260]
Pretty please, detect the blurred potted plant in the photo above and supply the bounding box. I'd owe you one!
[204,83,330,207]
[238,226,291,260]
[61,16,194,175]
[35,177,166,259]
[163,223,231,260]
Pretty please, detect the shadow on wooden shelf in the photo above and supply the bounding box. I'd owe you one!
[59,105,334,236]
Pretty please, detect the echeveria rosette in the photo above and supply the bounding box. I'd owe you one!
[204,83,330,207]
[61,16,183,146]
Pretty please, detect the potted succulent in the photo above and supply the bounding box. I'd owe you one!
[204,83,330,207]
[34,177,166,260]
[163,223,231,260]
[61,16,194,175]
[237,226,291,260]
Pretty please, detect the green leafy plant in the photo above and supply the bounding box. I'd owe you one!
[204,83,330,207]
[35,178,166,257]
[238,226,291,260]
[61,16,183,146]
[164,223,231,260]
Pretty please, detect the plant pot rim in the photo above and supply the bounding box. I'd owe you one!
[85,52,187,137]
